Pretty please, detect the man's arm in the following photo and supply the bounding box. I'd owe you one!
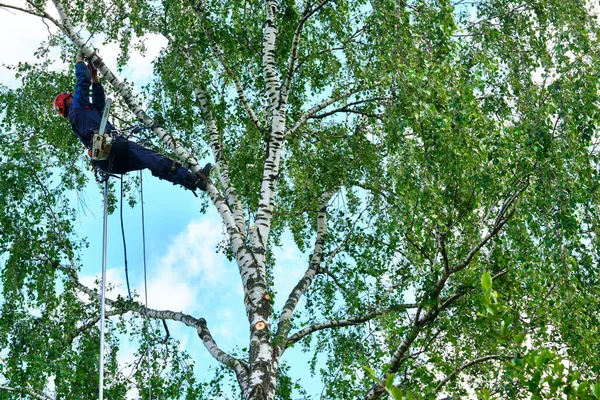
[90,62,106,112]
[72,54,91,108]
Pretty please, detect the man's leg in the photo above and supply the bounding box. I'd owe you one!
[125,141,210,191]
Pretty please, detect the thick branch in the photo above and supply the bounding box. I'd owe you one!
[262,0,281,112]
[250,0,287,325]
[58,262,250,385]
[34,173,247,381]
[198,319,250,393]
[275,193,333,349]
[60,264,204,330]
[46,1,258,308]
[0,385,53,400]
[169,33,246,235]
[48,0,205,173]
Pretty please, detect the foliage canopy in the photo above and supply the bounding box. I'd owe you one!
[0,0,600,399]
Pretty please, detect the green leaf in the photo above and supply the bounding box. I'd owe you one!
[385,373,396,389]
[389,386,404,400]
[535,351,547,368]
[593,382,600,398]
[481,272,493,290]
[480,388,491,400]
[515,332,525,346]
[362,365,378,381]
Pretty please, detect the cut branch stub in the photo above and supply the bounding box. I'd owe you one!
[254,321,267,330]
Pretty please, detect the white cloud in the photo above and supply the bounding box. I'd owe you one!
[122,34,168,84]
[211,307,237,340]
[142,265,196,311]
[158,219,225,283]
[138,218,229,314]
[0,4,61,85]
[0,3,161,92]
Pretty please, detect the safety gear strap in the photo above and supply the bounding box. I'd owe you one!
[167,160,177,178]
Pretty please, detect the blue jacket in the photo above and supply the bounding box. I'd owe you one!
[69,61,114,148]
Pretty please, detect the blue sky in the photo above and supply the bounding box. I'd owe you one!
[0,3,323,398]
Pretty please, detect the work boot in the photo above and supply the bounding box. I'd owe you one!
[195,163,212,191]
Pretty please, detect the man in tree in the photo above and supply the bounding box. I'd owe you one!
[53,53,211,192]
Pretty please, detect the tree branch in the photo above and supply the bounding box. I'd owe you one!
[437,269,508,313]
[65,309,126,345]
[188,0,263,133]
[249,1,288,344]
[434,355,506,392]
[44,0,257,311]
[198,318,250,393]
[275,192,333,351]
[365,181,527,399]
[0,385,54,400]
[281,0,334,105]
[57,261,250,384]
[0,360,55,400]
[0,3,43,18]
[286,303,419,347]
[287,87,362,137]
[451,181,528,274]
[46,0,251,251]
[58,263,204,331]
[167,33,246,236]
[31,171,248,383]
[309,97,390,119]
[365,327,420,399]
[311,108,383,119]
[262,0,281,113]
[46,0,207,174]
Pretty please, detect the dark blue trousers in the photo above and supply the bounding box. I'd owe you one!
[93,137,195,190]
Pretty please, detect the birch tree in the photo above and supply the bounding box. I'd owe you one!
[1,0,600,399]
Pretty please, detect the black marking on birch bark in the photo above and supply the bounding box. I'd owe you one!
[249,384,267,400]
[248,329,270,359]
[256,297,272,321]
[246,277,268,294]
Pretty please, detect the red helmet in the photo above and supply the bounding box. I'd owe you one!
[53,92,72,117]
